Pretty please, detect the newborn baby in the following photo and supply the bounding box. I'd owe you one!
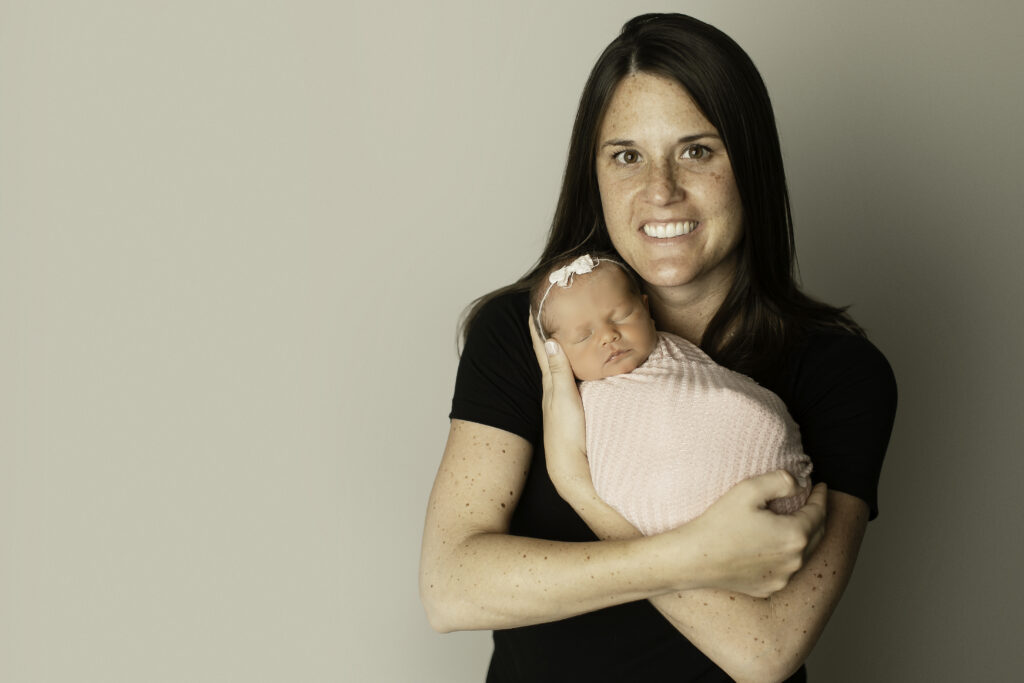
[532,254,812,535]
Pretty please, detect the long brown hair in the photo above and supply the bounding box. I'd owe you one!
[460,13,860,377]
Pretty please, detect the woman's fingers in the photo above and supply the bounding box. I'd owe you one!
[737,471,828,552]
[527,316,589,489]
[796,483,829,557]
[527,314,550,379]
[739,470,800,508]
[528,316,577,402]
[684,474,830,596]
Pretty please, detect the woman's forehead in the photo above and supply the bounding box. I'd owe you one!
[600,72,712,140]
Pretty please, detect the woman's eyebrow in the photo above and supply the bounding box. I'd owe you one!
[601,133,721,148]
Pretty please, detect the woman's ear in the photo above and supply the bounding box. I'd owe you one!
[642,293,649,308]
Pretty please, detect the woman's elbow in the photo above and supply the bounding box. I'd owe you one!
[420,584,459,634]
[422,604,456,634]
[419,561,484,633]
[727,641,809,683]
[726,658,803,683]
[421,587,496,633]
[748,660,804,683]
[419,565,457,633]
[420,567,511,633]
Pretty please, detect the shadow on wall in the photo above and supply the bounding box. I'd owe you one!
[802,74,1023,681]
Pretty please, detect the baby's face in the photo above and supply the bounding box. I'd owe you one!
[543,266,658,381]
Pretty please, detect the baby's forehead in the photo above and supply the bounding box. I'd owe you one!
[569,265,633,295]
[546,268,635,314]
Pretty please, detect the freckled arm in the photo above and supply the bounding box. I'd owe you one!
[418,420,716,633]
[555,471,868,683]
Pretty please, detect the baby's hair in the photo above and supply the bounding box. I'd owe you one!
[530,251,644,338]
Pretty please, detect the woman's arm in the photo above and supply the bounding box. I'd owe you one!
[660,491,867,683]
[532,323,867,682]
[418,419,826,634]
[557,467,864,683]
[419,418,675,632]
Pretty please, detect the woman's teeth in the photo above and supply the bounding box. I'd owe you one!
[643,221,698,238]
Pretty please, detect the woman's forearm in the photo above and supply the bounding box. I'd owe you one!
[557,474,865,682]
[420,420,714,633]
[652,492,866,682]
[422,527,694,632]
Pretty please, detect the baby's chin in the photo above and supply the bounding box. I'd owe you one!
[574,361,641,382]
[603,361,641,378]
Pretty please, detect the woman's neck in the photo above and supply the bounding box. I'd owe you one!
[645,271,735,346]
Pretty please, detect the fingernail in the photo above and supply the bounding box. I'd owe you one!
[544,340,559,357]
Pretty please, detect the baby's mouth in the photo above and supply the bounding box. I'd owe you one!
[606,349,629,364]
[642,221,698,238]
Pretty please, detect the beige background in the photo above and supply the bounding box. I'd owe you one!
[2,0,1022,681]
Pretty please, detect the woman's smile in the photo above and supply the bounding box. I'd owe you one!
[641,220,700,238]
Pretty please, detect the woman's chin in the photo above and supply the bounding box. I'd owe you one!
[637,264,701,289]
[636,254,738,293]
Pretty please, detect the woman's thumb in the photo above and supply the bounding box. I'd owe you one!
[543,339,574,385]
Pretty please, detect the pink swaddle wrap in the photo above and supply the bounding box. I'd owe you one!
[580,332,812,536]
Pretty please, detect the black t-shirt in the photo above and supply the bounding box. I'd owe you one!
[449,289,897,682]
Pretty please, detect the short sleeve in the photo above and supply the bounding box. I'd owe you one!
[786,333,898,519]
[449,290,543,447]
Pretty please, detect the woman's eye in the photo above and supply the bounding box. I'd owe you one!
[612,150,641,165]
[681,144,712,160]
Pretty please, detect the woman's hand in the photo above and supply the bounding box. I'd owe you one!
[527,317,592,497]
[675,472,828,597]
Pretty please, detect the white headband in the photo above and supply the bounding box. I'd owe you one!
[534,254,628,340]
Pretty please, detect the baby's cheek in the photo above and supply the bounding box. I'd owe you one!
[563,347,590,378]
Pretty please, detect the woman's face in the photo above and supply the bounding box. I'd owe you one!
[595,72,744,296]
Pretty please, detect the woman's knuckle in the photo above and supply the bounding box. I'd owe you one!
[783,527,808,552]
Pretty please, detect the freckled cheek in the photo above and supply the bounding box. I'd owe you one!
[707,171,742,208]
[708,171,741,197]
[600,180,643,230]
[704,173,729,197]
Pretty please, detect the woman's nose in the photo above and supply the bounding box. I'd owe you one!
[644,162,683,204]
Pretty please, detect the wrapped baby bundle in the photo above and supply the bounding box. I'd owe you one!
[580,332,812,536]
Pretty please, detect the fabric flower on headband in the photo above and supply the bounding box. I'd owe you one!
[548,254,599,288]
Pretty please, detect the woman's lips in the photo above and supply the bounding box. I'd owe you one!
[641,220,699,238]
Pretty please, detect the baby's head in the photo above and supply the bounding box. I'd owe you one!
[532,254,658,381]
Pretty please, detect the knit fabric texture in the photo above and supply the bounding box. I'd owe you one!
[580,332,812,536]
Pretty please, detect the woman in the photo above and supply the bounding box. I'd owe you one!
[420,13,896,682]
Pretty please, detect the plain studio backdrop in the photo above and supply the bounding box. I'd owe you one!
[2,1,1022,681]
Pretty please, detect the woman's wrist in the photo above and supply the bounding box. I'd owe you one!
[550,470,594,502]
[543,440,594,495]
